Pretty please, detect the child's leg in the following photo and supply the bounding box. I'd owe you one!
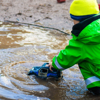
[79,61,100,94]
[88,87,100,95]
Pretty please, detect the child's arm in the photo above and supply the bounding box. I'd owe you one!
[52,39,84,70]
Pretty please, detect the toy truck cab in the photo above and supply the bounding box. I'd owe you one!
[38,67,49,78]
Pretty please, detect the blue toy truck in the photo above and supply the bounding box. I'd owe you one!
[27,63,63,80]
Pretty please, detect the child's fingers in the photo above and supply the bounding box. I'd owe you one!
[49,66,53,71]
[48,63,53,71]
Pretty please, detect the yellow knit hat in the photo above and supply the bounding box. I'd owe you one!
[70,0,99,16]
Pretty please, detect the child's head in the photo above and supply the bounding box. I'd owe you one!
[70,0,99,22]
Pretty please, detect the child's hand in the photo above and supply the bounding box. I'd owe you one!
[48,62,53,71]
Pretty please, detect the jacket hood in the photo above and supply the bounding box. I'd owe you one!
[71,14,100,44]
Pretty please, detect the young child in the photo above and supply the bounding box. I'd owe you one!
[48,0,100,95]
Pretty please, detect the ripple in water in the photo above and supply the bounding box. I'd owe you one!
[0,22,99,100]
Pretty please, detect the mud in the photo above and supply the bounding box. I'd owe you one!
[0,0,74,31]
[0,22,99,100]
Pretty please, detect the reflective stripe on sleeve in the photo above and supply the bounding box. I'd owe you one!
[85,76,100,86]
[55,57,65,70]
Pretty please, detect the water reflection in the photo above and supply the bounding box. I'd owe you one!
[0,22,99,100]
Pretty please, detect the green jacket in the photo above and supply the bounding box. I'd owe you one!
[52,13,100,88]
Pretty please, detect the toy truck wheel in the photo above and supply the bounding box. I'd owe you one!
[55,75,63,81]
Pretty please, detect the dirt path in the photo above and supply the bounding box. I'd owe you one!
[0,0,100,32]
[0,0,73,32]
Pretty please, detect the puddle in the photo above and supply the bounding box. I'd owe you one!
[0,22,99,100]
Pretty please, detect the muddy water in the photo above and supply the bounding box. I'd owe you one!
[0,22,99,100]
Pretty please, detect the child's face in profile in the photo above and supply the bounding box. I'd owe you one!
[73,20,80,25]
